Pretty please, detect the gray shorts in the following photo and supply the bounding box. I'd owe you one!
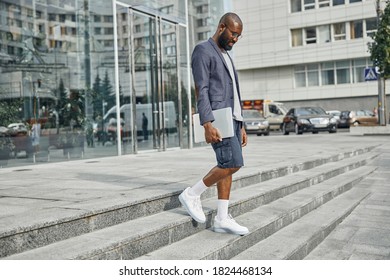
[211,120,244,169]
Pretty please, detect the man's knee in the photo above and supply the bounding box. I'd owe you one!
[228,167,241,175]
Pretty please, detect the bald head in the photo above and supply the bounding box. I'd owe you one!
[213,12,243,51]
[218,13,243,27]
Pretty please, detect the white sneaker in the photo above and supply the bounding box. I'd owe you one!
[178,187,206,223]
[213,214,249,235]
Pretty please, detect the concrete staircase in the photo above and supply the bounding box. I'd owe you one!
[1,146,379,260]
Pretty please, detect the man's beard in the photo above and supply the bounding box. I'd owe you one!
[218,30,233,51]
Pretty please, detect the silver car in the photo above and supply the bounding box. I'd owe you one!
[243,109,270,136]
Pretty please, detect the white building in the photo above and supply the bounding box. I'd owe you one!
[233,0,389,112]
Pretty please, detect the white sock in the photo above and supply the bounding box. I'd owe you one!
[188,180,208,196]
[216,199,229,221]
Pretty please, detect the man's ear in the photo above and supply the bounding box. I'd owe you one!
[218,23,225,34]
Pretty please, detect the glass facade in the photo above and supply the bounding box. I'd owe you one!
[0,0,226,168]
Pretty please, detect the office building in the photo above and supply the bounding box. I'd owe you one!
[233,0,389,111]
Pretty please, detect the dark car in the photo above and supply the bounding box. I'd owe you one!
[242,109,270,136]
[338,111,351,128]
[282,106,338,135]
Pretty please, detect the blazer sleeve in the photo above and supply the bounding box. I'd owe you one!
[191,44,214,125]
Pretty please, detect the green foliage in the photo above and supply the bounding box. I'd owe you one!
[368,0,390,78]
[91,71,115,119]
[0,99,23,127]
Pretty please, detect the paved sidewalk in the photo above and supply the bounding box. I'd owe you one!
[0,133,389,259]
[306,142,390,259]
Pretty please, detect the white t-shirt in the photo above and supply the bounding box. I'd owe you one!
[221,51,243,121]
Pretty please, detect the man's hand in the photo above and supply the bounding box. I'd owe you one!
[241,127,247,147]
[203,122,222,143]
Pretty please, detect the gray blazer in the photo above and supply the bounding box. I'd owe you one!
[191,38,242,125]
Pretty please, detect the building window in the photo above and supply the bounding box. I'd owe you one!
[94,15,101,22]
[291,0,302,13]
[350,20,363,39]
[305,27,317,44]
[197,31,210,41]
[104,16,113,23]
[294,66,306,87]
[365,18,377,38]
[318,25,331,43]
[291,29,303,46]
[352,58,367,83]
[319,0,330,8]
[321,62,335,85]
[49,13,56,21]
[307,64,319,86]
[36,10,42,19]
[196,5,209,14]
[333,0,345,6]
[160,5,174,14]
[304,0,316,10]
[333,23,346,41]
[336,60,351,84]
[104,28,114,35]
[349,0,362,3]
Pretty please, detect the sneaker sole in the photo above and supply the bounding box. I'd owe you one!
[213,227,249,236]
[178,194,206,224]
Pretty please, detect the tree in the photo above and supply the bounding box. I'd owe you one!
[56,79,68,113]
[92,73,102,118]
[0,87,23,126]
[368,0,390,125]
[369,0,390,78]
[101,70,115,110]
[0,100,22,127]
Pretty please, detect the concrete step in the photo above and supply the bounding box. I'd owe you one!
[0,146,376,258]
[232,187,370,259]
[3,160,376,259]
[135,166,375,260]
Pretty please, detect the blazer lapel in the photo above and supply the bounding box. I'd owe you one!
[207,38,230,75]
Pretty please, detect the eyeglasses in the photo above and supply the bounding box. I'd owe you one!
[224,25,242,40]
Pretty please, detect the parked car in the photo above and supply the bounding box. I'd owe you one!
[242,109,270,136]
[7,123,28,135]
[326,110,341,127]
[338,111,351,128]
[349,110,378,126]
[282,106,338,135]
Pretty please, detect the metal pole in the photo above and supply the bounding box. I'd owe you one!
[376,0,386,125]
[185,0,193,148]
[112,0,122,154]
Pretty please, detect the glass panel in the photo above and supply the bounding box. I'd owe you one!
[349,0,362,3]
[304,0,315,10]
[333,23,346,40]
[291,0,302,13]
[291,29,303,46]
[161,21,179,149]
[305,27,317,44]
[353,58,367,83]
[0,0,196,168]
[294,66,306,87]
[318,25,331,43]
[321,62,335,85]
[333,0,345,6]
[366,18,377,38]
[336,61,350,84]
[123,9,181,152]
[307,64,319,86]
[319,0,331,8]
[350,20,363,39]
